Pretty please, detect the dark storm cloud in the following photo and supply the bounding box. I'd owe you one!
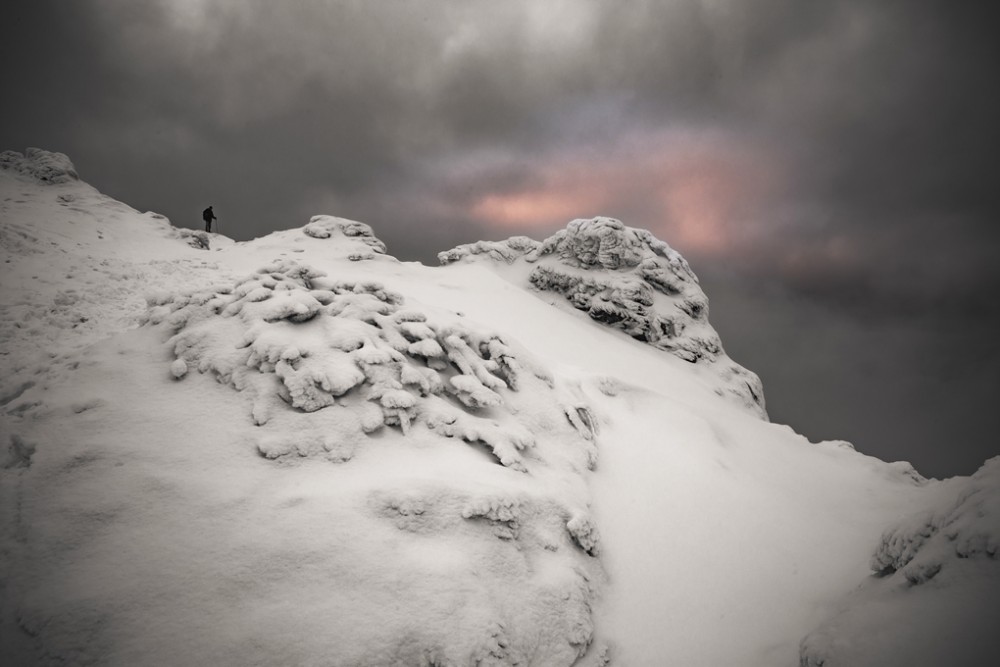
[700,265,1000,478]
[2,0,997,476]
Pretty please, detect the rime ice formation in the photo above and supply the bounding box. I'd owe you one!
[3,149,998,666]
[440,217,766,417]
[0,147,79,184]
[438,235,543,264]
[302,214,388,260]
[144,258,600,473]
[799,457,1000,666]
[871,459,999,581]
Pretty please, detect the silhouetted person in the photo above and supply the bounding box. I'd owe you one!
[202,206,216,233]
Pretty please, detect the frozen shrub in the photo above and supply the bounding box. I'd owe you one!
[142,260,571,471]
[449,374,503,408]
[0,148,79,184]
[424,404,534,471]
[172,229,210,250]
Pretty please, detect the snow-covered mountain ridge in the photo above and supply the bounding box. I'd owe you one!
[1,149,997,666]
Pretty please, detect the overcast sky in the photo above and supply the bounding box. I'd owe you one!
[3,0,998,477]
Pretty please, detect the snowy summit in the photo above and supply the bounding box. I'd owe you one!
[1,148,998,666]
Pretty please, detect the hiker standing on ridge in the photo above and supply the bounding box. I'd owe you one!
[202,205,217,233]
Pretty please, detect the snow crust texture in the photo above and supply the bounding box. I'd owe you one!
[0,148,79,184]
[441,217,766,417]
[0,165,236,417]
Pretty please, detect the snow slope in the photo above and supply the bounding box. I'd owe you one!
[1,149,997,666]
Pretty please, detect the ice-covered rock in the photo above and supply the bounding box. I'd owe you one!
[871,456,999,582]
[441,217,767,417]
[0,147,79,184]
[438,235,542,265]
[302,214,387,259]
[799,457,1000,666]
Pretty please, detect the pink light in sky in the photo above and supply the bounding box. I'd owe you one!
[470,182,610,229]
[462,128,787,258]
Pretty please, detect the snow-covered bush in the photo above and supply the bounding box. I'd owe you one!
[441,217,767,417]
[173,228,211,250]
[0,148,79,184]
[143,259,597,473]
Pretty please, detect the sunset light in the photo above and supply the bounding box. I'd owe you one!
[463,128,786,258]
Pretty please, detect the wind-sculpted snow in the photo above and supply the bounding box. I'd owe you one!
[441,217,767,417]
[799,457,1000,666]
[0,147,79,184]
[302,214,388,259]
[144,259,586,472]
[130,260,610,664]
[362,484,602,663]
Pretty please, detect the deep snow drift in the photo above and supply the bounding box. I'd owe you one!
[1,149,998,666]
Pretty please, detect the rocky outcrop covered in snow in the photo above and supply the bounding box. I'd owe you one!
[871,456,999,583]
[438,235,542,265]
[302,214,388,260]
[441,217,766,417]
[799,457,1000,666]
[0,148,79,184]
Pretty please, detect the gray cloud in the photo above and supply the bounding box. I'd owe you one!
[2,0,997,476]
[701,266,1000,478]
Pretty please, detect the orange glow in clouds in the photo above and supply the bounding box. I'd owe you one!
[465,130,786,258]
[470,183,610,230]
[659,173,730,255]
